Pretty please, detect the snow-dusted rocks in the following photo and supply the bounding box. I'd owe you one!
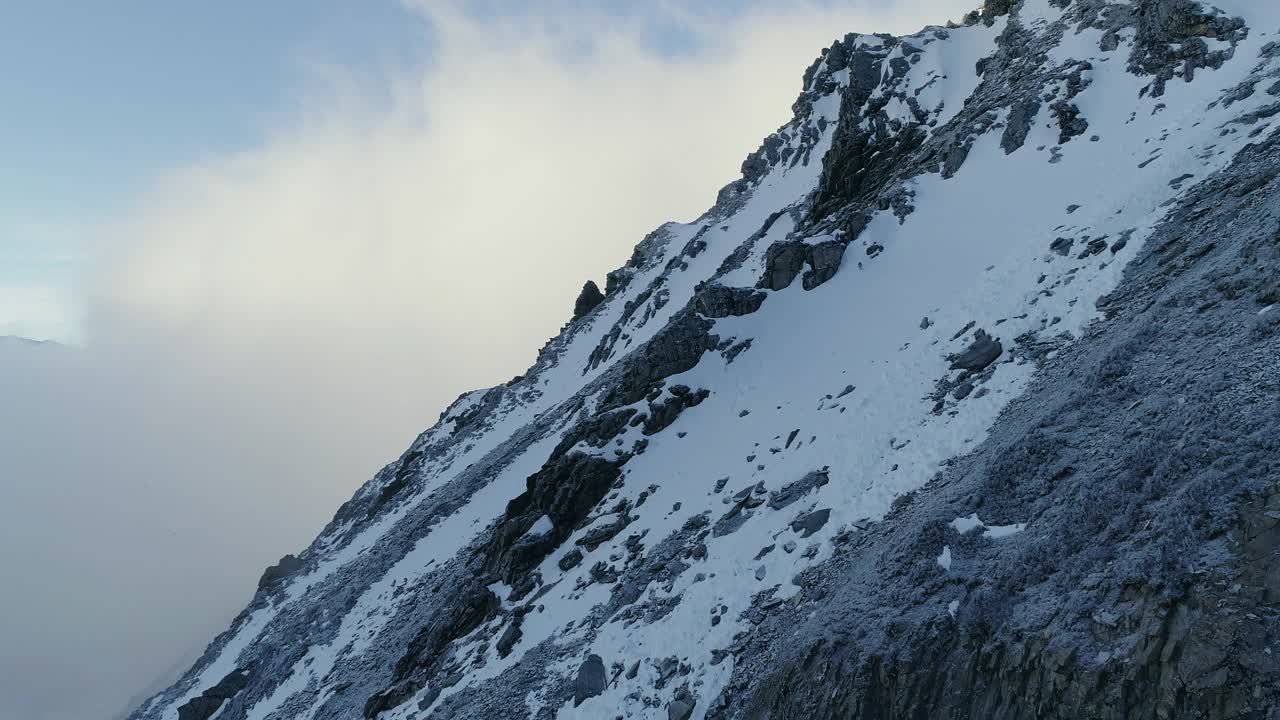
[130,1,1280,719]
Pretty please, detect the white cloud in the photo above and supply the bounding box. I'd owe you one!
[0,286,80,341]
[0,2,975,718]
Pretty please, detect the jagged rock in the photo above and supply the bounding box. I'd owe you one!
[1002,100,1040,154]
[576,516,629,550]
[769,470,831,510]
[573,654,607,706]
[643,387,710,436]
[668,697,696,720]
[559,548,584,572]
[382,588,495,698]
[949,330,1003,371]
[495,613,523,658]
[1052,101,1089,144]
[256,553,303,591]
[1080,238,1110,257]
[802,241,847,290]
[176,669,250,720]
[694,284,766,318]
[588,561,619,585]
[982,0,1016,18]
[759,241,809,291]
[759,240,850,292]
[573,280,605,319]
[363,682,420,719]
[126,6,1280,720]
[365,449,424,517]
[792,509,832,538]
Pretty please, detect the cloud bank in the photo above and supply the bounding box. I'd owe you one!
[0,2,973,718]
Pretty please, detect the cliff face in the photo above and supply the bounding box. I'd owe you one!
[131,2,1280,719]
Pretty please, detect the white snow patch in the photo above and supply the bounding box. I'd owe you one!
[524,514,554,538]
[950,513,1027,538]
[937,546,953,571]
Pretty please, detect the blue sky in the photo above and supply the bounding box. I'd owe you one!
[0,0,954,343]
[0,0,771,341]
[1,1,427,340]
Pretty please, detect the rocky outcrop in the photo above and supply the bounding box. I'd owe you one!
[1127,0,1248,97]
[572,655,606,706]
[949,330,1003,371]
[126,4,1280,720]
[255,553,303,591]
[693,284,766,318]
[176,669,250,720]
[713,108,1280,720]
[572,280,605,320]
[757,240,850,292]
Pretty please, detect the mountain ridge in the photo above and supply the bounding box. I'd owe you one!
[130,1,1280,718]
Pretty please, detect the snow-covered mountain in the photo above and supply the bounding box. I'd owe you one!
[131,1,1280,718]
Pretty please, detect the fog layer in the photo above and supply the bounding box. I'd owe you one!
[0,3,970,718]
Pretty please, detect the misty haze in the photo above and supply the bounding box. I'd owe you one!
[5,0,1280,719]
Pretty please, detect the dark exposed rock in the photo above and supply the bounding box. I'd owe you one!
[495,612,524,658]
[256,553,304,591]
[982,0,1017,18]
[491,453,622,582]
[1233,102,1280,125]
[604,310,718,408]
[769,470,831,511]
[573,280,606,320]
[576,516,629,550]
[1001,100,1040,154]
[759,241,809,291]
[1051,101,1089,144]
[176,697,223,720]
[668,696,696,720]
[759,240,850,292]
[366,449,424,517]
[802,241,847,290]
[389,581,497,684]
[1127,0,1248,98]
[363,682,418,720]
[1081,238,1110,257]
[949,330,1003,371]
[643,387,711,436]
[558,548,584,572]
[176,669,250,720]
[791,509,832,538]
[588,560,619,585]
[573,654,607,706]
[693,284,766,318]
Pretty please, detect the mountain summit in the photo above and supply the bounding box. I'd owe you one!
[132,1,1280,718]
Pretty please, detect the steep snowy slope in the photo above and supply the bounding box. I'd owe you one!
[131,1,1280,718]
